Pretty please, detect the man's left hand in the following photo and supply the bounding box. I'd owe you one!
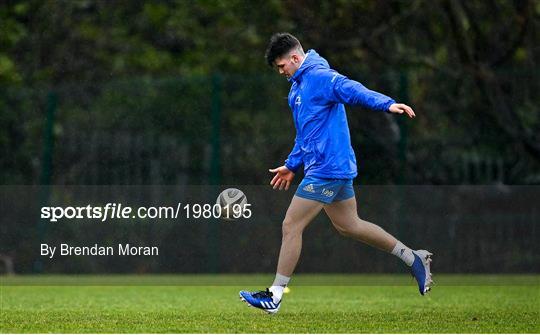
[389,103,416,118]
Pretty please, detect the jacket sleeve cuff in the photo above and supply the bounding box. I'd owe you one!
[285,162,299,173]
[384,99,396,113]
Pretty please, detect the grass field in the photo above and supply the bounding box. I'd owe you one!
[1,274,539,333]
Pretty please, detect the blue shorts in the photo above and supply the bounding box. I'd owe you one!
[295,176,355,204]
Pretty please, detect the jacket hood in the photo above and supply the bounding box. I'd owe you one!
[290,49,329,83]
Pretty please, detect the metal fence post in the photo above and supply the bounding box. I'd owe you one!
[34,91,57,273]
[397,71,409,185]
[208,73,222,273]
[396,71,410,265]
[210,73,222,185]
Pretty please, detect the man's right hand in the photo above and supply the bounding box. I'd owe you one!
[269,166,295,190]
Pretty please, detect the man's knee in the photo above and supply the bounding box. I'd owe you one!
[333,221,354,237]
[282,216,303,239]
[332,217,365,238]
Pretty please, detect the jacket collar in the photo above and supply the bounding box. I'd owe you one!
[289,50,312,83]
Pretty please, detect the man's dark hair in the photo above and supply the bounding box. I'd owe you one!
[265,33,303,67]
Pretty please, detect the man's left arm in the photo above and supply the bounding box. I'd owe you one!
[324,72,415,118]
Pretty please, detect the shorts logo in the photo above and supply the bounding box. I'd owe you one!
[303,184,315,193]
[295,96,302,105]
[322,188,334,197]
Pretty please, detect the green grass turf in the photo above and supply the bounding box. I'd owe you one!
[1,275,539,333]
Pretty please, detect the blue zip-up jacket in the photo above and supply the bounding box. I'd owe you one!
[284,50,395,179]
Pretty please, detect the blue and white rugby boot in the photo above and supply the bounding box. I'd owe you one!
[411,250,433,295]
[239,288,281,314]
